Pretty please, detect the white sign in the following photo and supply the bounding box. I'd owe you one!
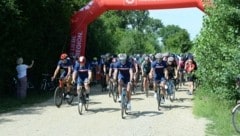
[125,0,135,5]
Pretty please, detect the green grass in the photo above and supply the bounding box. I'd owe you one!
[193,89,239,136]
[0,90,53,114]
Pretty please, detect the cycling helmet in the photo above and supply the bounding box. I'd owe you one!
[155,53,162,59]
[118,53,127,64]
[168,56,174,62]
[79,56,86,63]
[144,56,149,61]
[93,57,97,61]
[162,52,170,57]
[60,53,68,60]
[105,53,111,58]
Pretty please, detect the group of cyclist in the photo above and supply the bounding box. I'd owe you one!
[51,52,197,110]
[51,53,92,101]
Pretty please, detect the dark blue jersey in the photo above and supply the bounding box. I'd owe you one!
[57,59,72,76]
[74,62,91,79]
[151,60,167,78]
[114,61,133,79]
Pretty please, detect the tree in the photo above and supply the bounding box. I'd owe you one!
[160,25,192,53]
[193,0,240,99]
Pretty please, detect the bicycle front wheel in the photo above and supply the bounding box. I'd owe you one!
[78,94,84,115]
[121,102,125,119]
[54,87,63,108]
[121,96,126,119]
[85,98,89,111]
[232,104,240,133]
[157,88,161,111]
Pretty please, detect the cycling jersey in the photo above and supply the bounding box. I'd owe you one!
[166,63,177,79]
[151,60,167,81]
[114,61,133,84]
[57,59,72,78]
[109,62,117,77]
[104,59,111,74]
[74,62,91,84]
[142,61,151,74]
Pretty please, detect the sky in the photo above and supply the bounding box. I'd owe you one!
[149,8,206,40]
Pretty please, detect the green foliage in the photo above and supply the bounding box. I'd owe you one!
[193,89,237,136]
[0,0,80,96]
[0,0,192,97]
[160,25,192,53]
[193,0,240,100]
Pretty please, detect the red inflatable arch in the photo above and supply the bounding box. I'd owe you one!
[70,0,212,57]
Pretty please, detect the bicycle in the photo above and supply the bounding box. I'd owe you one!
[141,74,151,97]
[40,73,55,92]
[108,78,118,103]
[78,84,89,115]
[165,79,176,102]
[232,76,240,133]
[156,82,165,111]
[54,79,77,108]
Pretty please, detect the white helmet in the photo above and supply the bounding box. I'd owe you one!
[118,53,127,64]
[168,56,174,62]
[155,53,162,59]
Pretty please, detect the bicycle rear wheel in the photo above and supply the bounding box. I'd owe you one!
[112,85,118,102]
[54,87,63,108]
[108,81,113,97]
[232,104,240,133]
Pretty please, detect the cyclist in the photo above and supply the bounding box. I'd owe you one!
[113,53,133,110]
[108,56,118,80]
[141,56,151,93]
[184,56,196,95]
[166,56,178,100]
[103,53,112,90]
[91,57,99,84]
[99,55,107,91]
[72,56,92,101]
[51,53,72,98]
[150,53,168,103]
[176,54,186,87]
[129,56,139,93]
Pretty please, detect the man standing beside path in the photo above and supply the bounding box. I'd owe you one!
[16,57,34,99]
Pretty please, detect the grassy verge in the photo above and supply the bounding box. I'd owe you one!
[193,89,238,136]
[0,90,53,114]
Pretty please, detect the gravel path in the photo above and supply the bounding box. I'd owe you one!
[0,84,209,136]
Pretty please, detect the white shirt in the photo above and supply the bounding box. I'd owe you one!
[16,64,28,78]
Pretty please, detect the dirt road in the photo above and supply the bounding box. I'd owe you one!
[0,85,209,136]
